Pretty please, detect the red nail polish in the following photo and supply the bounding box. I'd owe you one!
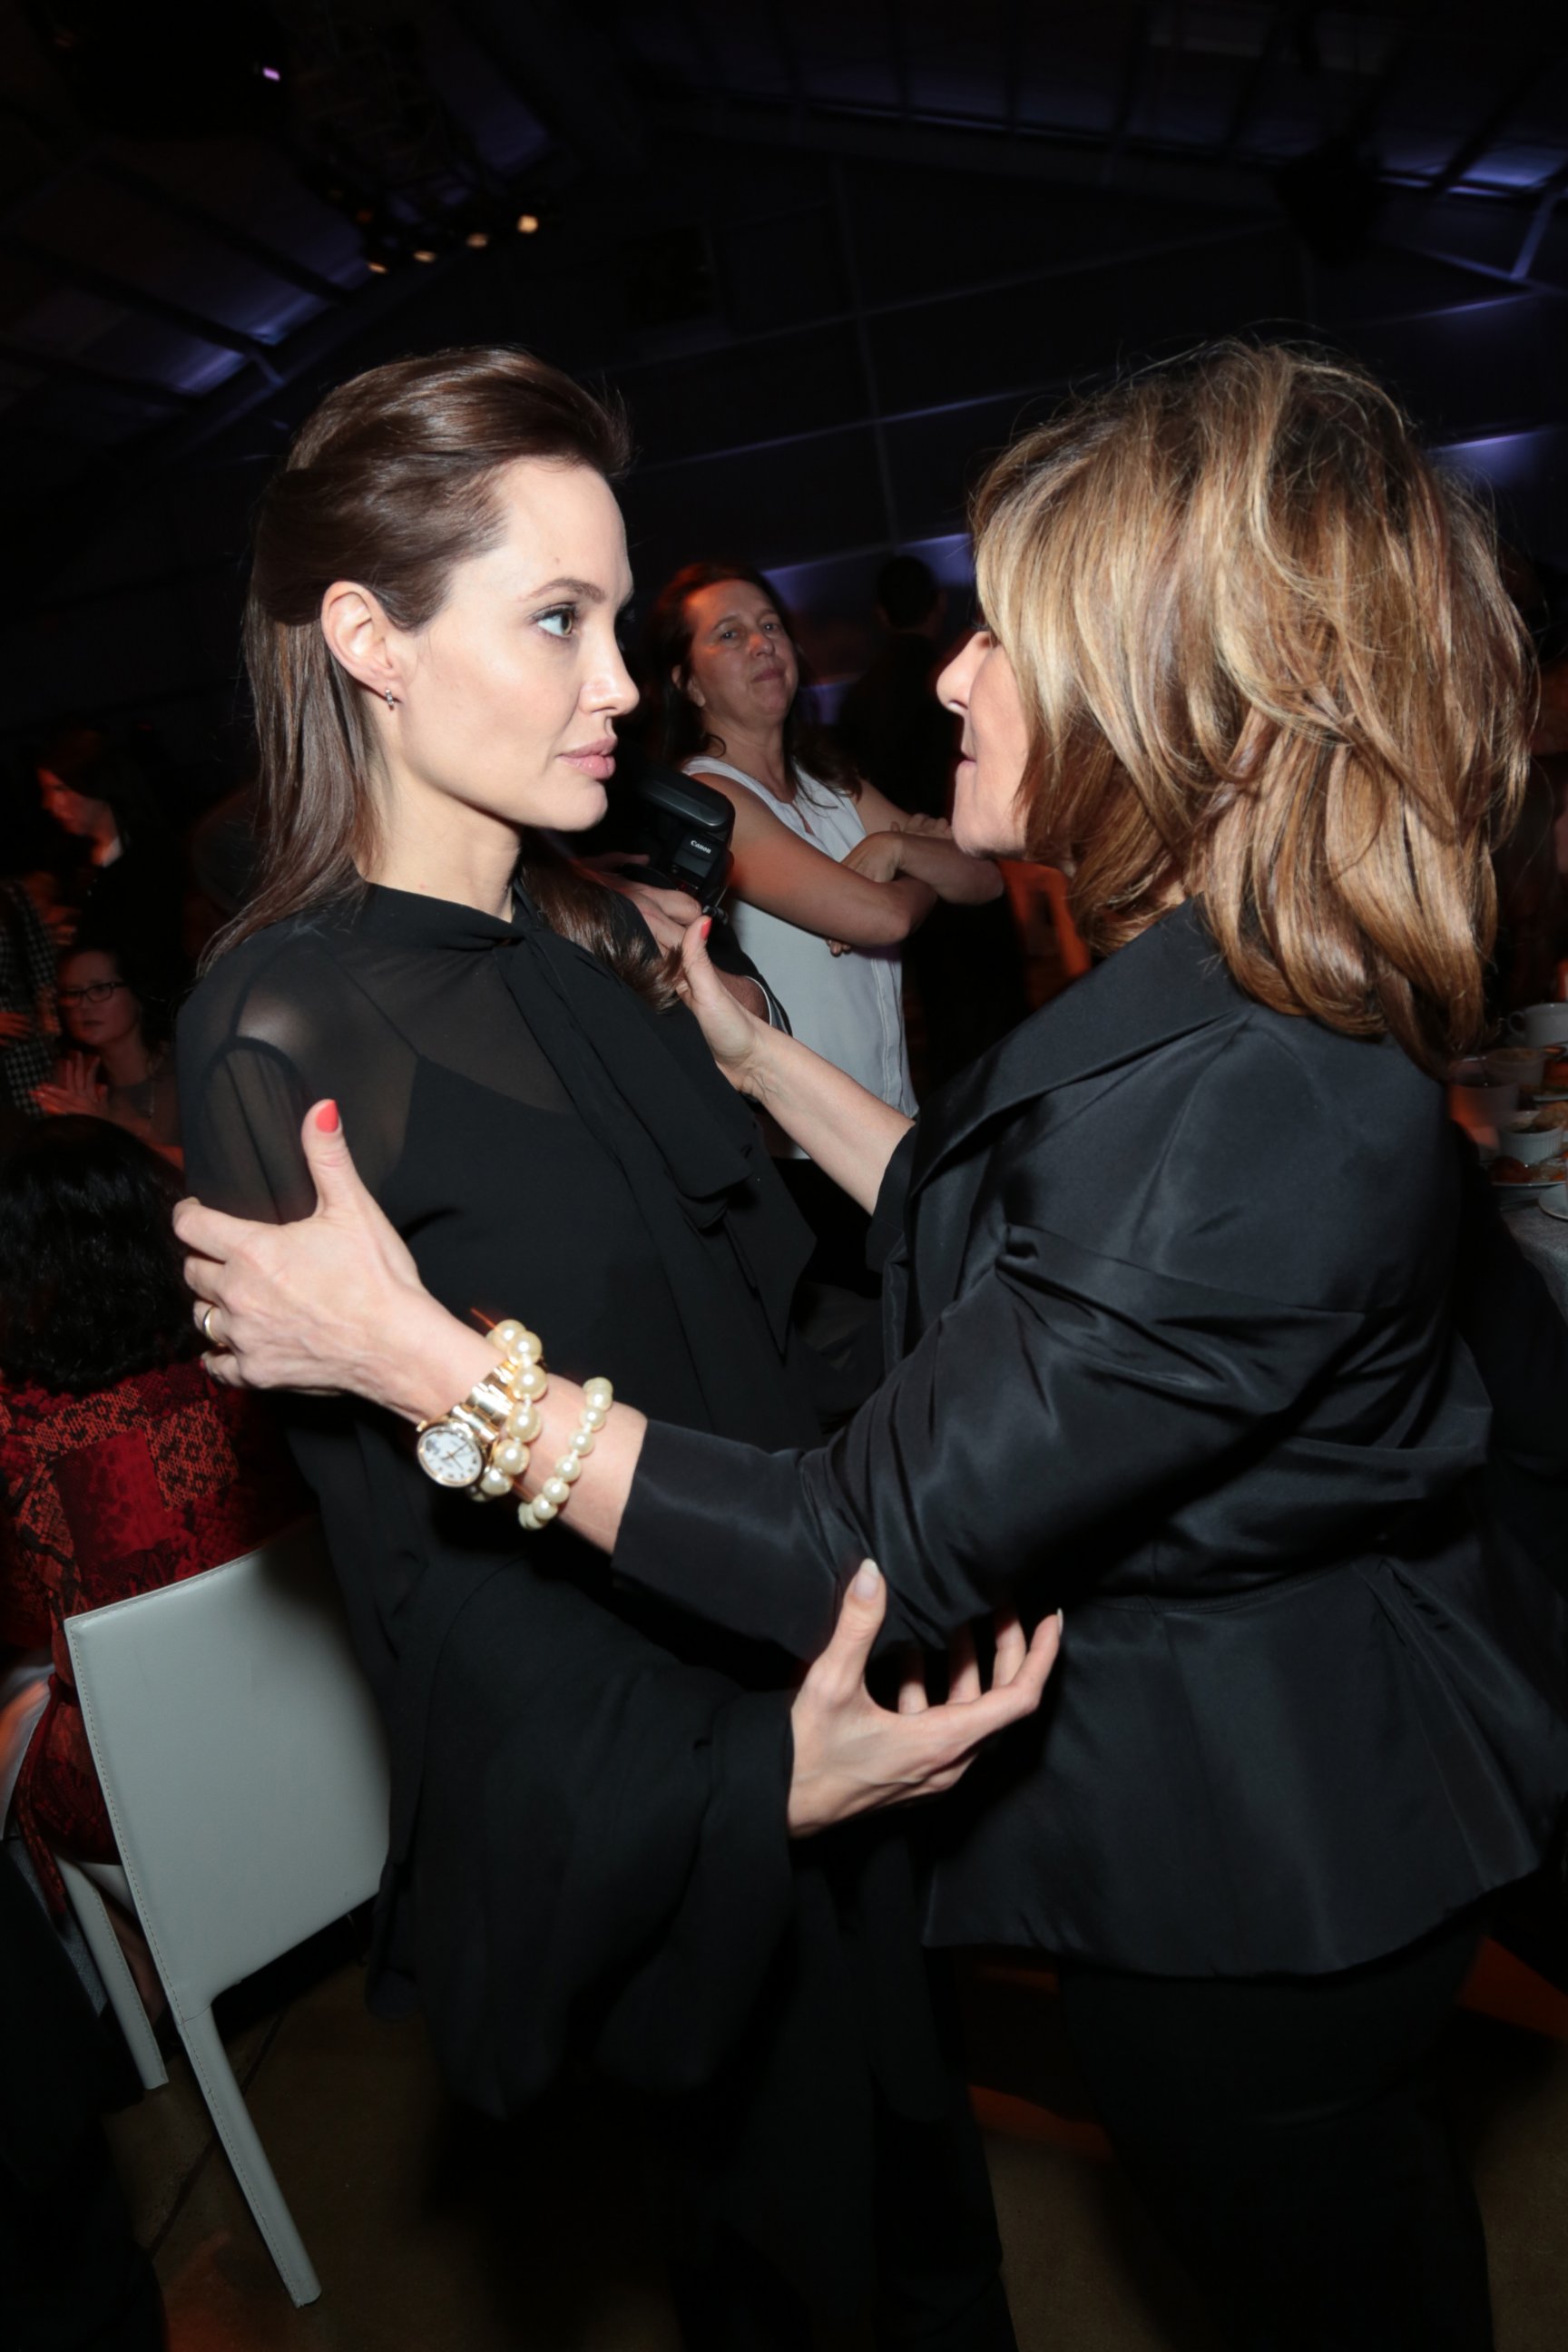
[315,1101,339,1132]
[700,917,711,941]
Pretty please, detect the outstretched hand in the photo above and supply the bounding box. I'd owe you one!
[674,914,768,1093]
[787,1563,1061,1835]
[174,1102,426,1396]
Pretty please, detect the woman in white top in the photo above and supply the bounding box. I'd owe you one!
[646,561,1003,1284]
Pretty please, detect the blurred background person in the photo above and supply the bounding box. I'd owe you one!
[838,554,1029,1087]
[0,876,56,1137]
[1488,558,1568,1016]
[184,772,263,962]
[34,728,186,1009]
[647,557,1002,1290]
[34,946,181,1165]
[0,1118,305,2012]
[837,554,956,821]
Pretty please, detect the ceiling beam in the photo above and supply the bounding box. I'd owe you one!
[1338,3,1442,147]
[1002,0,1024,137]
[1514,162,1568,280]
[0,335,198,415]
[0,232,475,608]
[1102,4,1153,174]
[769,8,808,119]
[1429,37,1568,196]
[1220,3,1293,159]
[650,91,1280,216]
[883,0,911,124]
[95,159,353,309]
[0,237,281,380]
[449,0,644,171]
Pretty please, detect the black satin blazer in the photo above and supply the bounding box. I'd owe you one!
[618,901,1568,1975]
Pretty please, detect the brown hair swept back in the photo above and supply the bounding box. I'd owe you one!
[211,347,671,999]
[973,342,1534,1070]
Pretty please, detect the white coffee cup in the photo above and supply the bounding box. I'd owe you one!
[1485,1045,1549,1088]
[1504,1003,1568,1046]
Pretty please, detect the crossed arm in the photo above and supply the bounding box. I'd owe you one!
[699,771,1001,956]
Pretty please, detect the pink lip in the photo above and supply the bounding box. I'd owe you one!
[560,742,616,779]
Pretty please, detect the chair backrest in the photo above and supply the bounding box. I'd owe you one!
[64,1520,391,2019]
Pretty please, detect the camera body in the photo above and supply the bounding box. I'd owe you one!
[624,766,734,912]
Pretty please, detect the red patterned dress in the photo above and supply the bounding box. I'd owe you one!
[0,1361,308,1913]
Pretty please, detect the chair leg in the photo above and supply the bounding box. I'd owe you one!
[176,2003,321,2307]
[54,1851,167,2091]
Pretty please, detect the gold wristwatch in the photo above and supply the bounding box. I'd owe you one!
[415,1372,519,1493]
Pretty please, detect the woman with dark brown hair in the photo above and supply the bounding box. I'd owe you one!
[645,560,1003,1286]
[182,344,1568,2350]
[174,345,1055,2350]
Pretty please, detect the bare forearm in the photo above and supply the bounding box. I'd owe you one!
[883,875,937,937]
[744,1024,910,1211]
[895,835,1003,905]
[800,871,934,949]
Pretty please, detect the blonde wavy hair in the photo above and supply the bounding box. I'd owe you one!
[973,343,1534,1069]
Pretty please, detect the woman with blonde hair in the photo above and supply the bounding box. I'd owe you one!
[182,344,1568,2349]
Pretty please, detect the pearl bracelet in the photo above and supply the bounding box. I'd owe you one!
[473,1319,550,1499]
[516,1375,614,1533]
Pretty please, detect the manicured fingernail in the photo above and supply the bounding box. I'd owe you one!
[1056,1609,1065,1630]
[852,1561,880,1600]
[315,1101,339,1132]
[700,916,711,941]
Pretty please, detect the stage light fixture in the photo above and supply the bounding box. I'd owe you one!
[516,211,540,235]
[367,257,389,274]
[413,245,438,263]
[465,230,489,249]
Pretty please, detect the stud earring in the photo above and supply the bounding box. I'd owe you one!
[384,688,396,709]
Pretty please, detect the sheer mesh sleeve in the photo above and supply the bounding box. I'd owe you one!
[178,924,416,1224]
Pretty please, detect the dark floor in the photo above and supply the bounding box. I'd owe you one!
[106,1942,1568,2351]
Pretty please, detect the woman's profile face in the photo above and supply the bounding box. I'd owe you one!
[58,949,141,1053]
[940,629,1033,859]
[679,580,799,736]
[374,460,639,837]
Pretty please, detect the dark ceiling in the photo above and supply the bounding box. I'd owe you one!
[3,1,1567,760]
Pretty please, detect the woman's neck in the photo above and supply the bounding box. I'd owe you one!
[100,1031,153,1087]
[708,720,792,799]
[364,779,519,919]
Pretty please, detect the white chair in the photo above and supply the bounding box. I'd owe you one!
[56,1519,391,2307]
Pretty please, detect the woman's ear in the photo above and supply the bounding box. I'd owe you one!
[674,662,704,710]
[320,581,400,702]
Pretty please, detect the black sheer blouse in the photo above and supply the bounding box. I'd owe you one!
[178,885,943,2298]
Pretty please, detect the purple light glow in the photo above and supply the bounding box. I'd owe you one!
[1432,426,1564,494]
[261,65,280,82]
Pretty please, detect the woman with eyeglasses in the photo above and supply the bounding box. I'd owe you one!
[34,946,181,1165]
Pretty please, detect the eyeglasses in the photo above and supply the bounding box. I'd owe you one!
[58,980,127,1006]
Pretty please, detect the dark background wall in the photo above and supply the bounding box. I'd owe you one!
[2,1,1566,802]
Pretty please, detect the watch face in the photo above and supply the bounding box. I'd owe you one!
[417,1420,485,1488]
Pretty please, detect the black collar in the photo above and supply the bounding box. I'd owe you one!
[911,900,1247,1196]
